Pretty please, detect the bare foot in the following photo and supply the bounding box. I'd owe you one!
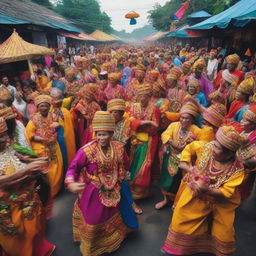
[132,203,143,215]
[155,199,168,210]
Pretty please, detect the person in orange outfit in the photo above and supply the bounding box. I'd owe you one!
[0,117,55,256]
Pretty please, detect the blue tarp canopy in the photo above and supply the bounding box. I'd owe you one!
[187,11,211,19]
[166,26,204,38]
[0,13,29,25]
[189,0,256,30]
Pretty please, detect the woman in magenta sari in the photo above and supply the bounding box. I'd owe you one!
[65,111,133,256]
[71,83,101,148]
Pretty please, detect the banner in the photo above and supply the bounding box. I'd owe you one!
[173,0,190,20]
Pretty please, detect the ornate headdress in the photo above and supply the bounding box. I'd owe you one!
[92,111,115,132]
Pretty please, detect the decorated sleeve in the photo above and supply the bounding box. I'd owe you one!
[65,149,88,184]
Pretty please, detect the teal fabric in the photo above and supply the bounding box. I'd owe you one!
[159,152,174,191]
[188,11,211,19]
[0,13,29,24]
[189,0,256,30]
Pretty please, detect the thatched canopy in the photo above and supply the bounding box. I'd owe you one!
[90,30,119,42]
[0,30,55,64]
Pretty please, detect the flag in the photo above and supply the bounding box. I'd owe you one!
[245,48,252,57]
[173,0,190,21]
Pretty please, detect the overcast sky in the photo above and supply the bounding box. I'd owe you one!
[99,0,169,32]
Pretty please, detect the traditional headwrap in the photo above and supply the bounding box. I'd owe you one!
[226,54,240,64]
[78,83,99,102]
[179,101,199,118]
[0,86,13,101]
[222,69,239,84]
[209,90,225,105]
[65,68,76,81]
[76,57,88,65]
[134,64,146,74]
[136,84,152,96]
[188,79,200,88]
[92,111,115,132]
[202,103,226,127]
[244,105,256,123]
[0,117,7,133]
[107,99,126,112]
[34,95,51,107]
[216,125,247,152]
[237,77,255,95]
[52,80,66,93]
[167,66,182,81]
[182,61,192,73]
[152,80,166,97]
[0,107,17,120]
[192,58,206,71]
[108,72,122,81]
[28,91,40,101]
[148,70,160,78]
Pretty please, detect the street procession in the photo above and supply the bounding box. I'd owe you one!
[0,0,256,255]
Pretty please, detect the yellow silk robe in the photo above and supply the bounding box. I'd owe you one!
[163,142,245,256]
[25,121,63,197]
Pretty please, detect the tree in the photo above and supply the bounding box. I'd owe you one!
[31,0,52,8]
[148,0,240,31]
[54,0,113,33]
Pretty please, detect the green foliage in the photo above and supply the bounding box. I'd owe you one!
[54,0,113,33]
[31,0,52,8]
[148,0,240,31]
[114,25,156,40]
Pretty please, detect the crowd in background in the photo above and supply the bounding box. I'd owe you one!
[1,43,256,256]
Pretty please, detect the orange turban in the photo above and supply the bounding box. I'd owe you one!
[202,103,226,128]
[136,84,152,96]
[78,83,99,102]
[226,54,240,64]
[179,101,199,118]
[108,72,122,81]
[167,66,182,81]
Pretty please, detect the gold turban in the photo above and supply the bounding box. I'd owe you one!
[237,77,255,95]
[34,95,51,107]
[226,54,240,64]
[107,99,126,112]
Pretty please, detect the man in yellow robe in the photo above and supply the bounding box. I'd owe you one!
[162,126,246,256]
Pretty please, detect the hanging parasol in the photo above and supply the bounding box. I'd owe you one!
[0,29,55,64]
[125,11,140,25]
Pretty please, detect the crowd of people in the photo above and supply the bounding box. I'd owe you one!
[0,43,256,256]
